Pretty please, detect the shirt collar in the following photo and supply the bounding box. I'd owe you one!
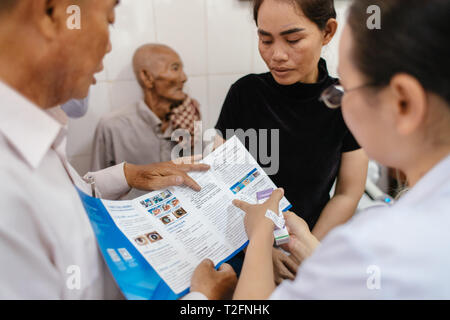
[0,81,63,169]
[136,100,173,138]
[137,99,162,128]
[396,153,450,207]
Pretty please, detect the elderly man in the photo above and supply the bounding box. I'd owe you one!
[0,0,232,299]
[91,44,201,172]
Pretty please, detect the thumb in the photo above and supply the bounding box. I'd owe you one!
[283,211,307,238]
[218,263,235,274]
[200,259,215,269]
[266,188,284,209]
[232,199,251,212]
[283,211,297,226]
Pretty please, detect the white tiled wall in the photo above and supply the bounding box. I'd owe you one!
[68,0,351,174]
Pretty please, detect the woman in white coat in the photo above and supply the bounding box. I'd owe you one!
[191,0,450,299]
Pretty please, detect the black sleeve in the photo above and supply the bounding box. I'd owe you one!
[341,128,361,153]
[215,83,240,138]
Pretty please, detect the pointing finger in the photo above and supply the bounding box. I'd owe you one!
[179,172,202,191]
[232,199,251,212]
[178,163,211,172]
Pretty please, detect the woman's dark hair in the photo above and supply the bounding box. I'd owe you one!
[253,0,336,30]
[348,0,450,105]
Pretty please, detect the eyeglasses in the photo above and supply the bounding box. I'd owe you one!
[320,83,375,109]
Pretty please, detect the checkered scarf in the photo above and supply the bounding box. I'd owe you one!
[169,96,201,147]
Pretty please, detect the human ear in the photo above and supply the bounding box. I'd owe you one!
[32,0,68,40]
[322,18,338,46]
[390,73,428,136]
[140,69,155,90]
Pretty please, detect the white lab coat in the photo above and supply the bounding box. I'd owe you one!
[271,154,450,299]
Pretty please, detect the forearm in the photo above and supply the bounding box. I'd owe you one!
[312,194,360,240]
[233,227,275,300]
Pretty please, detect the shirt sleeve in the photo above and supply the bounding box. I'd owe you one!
[83,163,131,200]
[215,84,240,138]
[91,120,114,172]
[341,129,361,153]
[269,224,383,300]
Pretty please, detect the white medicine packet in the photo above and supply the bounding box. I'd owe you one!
[265,209,290,246]
[265,209,286,230]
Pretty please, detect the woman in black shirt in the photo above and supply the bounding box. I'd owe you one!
[215,0,368,283]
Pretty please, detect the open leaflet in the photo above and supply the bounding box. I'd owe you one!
[77,135,292,300]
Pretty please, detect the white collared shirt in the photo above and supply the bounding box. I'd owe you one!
[0,81,132,299]
[0,81,203,300]
[271,153,450,299]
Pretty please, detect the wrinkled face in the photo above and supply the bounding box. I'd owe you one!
[152,51,188,103]
[257,0,326,85]
[338,25,398,166]
[55,0,117,100]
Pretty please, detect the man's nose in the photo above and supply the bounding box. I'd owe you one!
[180,71,187,83]
[106,39,112,54]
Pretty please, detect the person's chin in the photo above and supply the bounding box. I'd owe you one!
[72,82,91,100]
[172,93,188,102]
[271,72,298,86]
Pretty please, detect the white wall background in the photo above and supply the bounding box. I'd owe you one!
[67,0,351,175]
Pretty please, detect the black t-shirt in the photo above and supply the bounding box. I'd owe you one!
[215,59,361,229]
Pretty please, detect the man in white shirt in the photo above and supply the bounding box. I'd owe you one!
[0,0,235,299]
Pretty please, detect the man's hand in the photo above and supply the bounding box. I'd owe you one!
[124,161,210,192]
[232,188,284,240]
[280,212,320,263]
[191,259,238,300]
[272,247,299,285]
